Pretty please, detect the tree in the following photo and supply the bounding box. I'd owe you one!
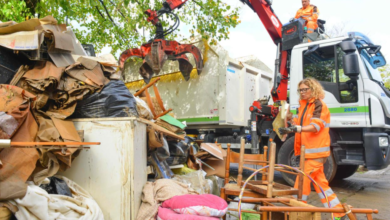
[379,64,390,90]
[0,0,240,55]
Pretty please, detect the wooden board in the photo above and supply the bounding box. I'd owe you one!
[138,118,185,140]
[245,181,299,196]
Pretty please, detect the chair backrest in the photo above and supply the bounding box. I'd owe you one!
[134,77,171,119]
[224,143,268,185]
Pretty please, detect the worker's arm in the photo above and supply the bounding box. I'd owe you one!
[294,9,301,19]
[309,99,329,133]
[307,5,319,22]
[301,124,317,132]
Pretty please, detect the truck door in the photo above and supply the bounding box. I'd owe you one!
[299,45,367,127]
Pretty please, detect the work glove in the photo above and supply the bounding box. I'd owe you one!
[279,125,302,135]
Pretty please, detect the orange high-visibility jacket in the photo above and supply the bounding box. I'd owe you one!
[295,5,319,23]
[292,98,330,159]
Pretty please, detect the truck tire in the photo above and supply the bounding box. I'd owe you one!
[277,136,337,187]
[333,165,359,180]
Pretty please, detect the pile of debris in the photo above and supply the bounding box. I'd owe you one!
[0,15,230,220]
[0,16,138,219]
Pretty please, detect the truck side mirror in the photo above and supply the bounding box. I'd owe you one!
[339,41,360,79]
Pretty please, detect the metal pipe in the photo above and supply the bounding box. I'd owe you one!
[272,43,281,95]
[10,142,100,146]
[0,139,11,148]
[250,109,259,154]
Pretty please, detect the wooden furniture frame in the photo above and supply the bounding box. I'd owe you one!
[221,139,305,219]
[134,77,172,119]
[230,197,378,220]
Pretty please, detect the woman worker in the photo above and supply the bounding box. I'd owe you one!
[279,78,348,220]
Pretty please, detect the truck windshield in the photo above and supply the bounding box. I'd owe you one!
[362,56,385,85]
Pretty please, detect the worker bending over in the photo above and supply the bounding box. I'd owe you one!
[279,78,348,220]
[295,0,319,33]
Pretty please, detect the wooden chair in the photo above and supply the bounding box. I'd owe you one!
[134,77,172,120]
[220,139,304,219]
[220,139,266,203]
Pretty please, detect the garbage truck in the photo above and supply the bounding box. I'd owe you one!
[124,0,390,186]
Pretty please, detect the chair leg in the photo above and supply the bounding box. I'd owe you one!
[220,188,227,220]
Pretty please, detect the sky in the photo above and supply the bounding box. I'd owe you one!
[215,0,390,71]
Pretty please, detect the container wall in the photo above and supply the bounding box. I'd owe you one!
[59,118,147,220]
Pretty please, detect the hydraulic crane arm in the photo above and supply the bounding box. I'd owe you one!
[241,0,289,102]
[240,0,282,45]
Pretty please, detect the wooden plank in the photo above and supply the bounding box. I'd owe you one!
[246,182,268,195]
[262,146,268,181]
[298,145,306,200]
[138,118,185,140]
[267,142,276,198]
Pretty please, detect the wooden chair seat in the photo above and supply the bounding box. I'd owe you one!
[224,183,264,196]
[245,181,299,197]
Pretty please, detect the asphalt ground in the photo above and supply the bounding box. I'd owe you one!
[225,164,390,220]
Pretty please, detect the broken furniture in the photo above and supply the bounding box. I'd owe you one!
[220,139,301,199]
[220,139,305,219]
[232,197,379,220]
[243,142,304,199]
[134,77,172,120]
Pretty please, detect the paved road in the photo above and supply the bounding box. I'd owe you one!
[226,165,390,220]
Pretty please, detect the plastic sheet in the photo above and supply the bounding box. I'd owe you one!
[156,137,170,161]
[135,96,153,120]
[173,170,211,194]
[74,80,138,118]
[40,176,72,197]
[149,151,174,179]
[166,136,194,166]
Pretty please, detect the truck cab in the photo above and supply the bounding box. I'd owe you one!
[277,32,390,185]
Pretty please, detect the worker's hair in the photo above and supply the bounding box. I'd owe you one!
[298,78,325,100]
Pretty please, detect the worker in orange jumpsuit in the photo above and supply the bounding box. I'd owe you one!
[295,0,319,33]
[279,78,348,220]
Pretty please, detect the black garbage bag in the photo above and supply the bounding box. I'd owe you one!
[40,176,72,197]
[74,80,138,118]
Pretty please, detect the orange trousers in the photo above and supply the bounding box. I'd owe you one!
[294,159,345,218]
[306,21,318,33]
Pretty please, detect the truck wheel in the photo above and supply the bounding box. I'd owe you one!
[333,165,359,180]
[277,136,337,187]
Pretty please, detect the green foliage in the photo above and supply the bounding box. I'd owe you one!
[379,64,390,89]
[0,0,240,55]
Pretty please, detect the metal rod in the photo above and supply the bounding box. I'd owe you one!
[229,208,259,214]
[275,168,299,175]
[11,146,91,149]
[10,142,100,146]
[239,198,291,203]
[197,159,215,170]
[256,206,378,214]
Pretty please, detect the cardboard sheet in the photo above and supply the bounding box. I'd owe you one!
[0,30,39,50]
[65,28,87,56]
[23,61,64,82]
[0,19,41,35]
[272,101,289,141]
[0,85,39,200]
[200,143,223,160]
[73,54,118,67]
